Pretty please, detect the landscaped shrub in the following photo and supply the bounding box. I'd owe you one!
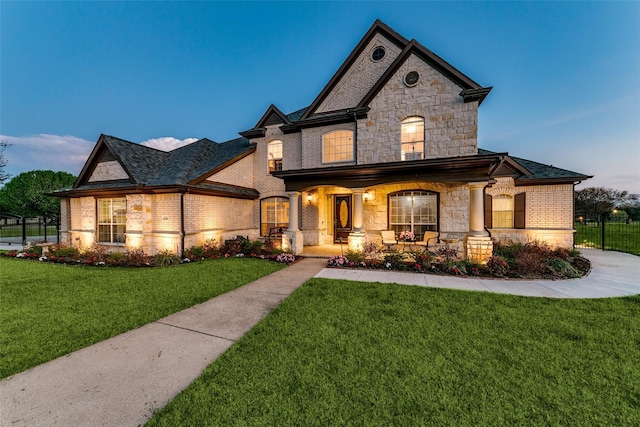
[154,250,180,267]
[221,236,251,256]
[345,250,364,264]
[514,250,548,277]
[24,245,43,256]
[48,244,79,258]
[383,252,405,270]
[184,245,205,260]
[487,256,509,277]
[548,258,581,278]
[122,249,152,267]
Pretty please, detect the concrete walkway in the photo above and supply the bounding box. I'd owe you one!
[1,250,638,427]
[0,258,327,427]
[315,249,640,298]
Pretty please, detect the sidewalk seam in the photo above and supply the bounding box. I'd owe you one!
[154,321,236,342]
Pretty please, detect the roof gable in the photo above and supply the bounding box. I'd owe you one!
[74,134,164,188]
[239,104,291,139]
[301,19,408,120]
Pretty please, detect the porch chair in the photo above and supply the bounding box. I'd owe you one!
[381,230,398,250]
[414,231,440,251]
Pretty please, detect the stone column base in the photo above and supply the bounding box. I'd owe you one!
[348,231,366,252]
[464,235,493,263]
[283,230,304,255]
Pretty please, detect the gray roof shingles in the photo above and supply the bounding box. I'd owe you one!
[73,135,257,198]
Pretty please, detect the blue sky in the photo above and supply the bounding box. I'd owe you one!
[2,1,639,193]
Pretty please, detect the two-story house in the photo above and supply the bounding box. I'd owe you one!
[53,20,590,260]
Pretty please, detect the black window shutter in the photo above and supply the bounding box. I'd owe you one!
[514,193,526,229]
[484,194,492,228]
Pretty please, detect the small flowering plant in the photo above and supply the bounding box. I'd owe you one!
[399,230,415,242]
[327,255,349,267]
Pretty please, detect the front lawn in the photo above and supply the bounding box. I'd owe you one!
[149,279,640,426]
[0,257,284,379]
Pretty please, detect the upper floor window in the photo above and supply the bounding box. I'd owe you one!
[401,116,424,161]
[267,140,282,172]
[323,130,354,163]
[97,197,126,244]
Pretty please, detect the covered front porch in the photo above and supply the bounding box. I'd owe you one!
[273,153,519,262]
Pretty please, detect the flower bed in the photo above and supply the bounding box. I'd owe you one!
[327,241,590,280]
[3,236,296,268]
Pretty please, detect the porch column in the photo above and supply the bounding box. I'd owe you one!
[467,182,488,236]
[352,189,364,232]
[348,189,366,252]
[284,191,304,255]
[465,182,492,263]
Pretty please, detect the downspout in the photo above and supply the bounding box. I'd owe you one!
[180,191,186,257]
[353,111,358,164]
[483,184,492,238]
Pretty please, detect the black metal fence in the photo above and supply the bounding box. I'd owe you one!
[574,211,640,256]
[0,213,60,246]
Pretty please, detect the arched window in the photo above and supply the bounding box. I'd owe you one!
[388,190,438,240]
[323,130,354,163]
[401,116,424,160]
[267,140,283,172]
[492,194,514,228]
[260,197,289,236]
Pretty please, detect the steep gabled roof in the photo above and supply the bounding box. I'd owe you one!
[74,134,172,188]
[64,134,258,199]
[358,39,492,109]
[239,104,293,139]
[479,148,592,185]
[300,19,409,121]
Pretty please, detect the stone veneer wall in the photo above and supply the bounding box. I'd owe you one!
[487,178,575,248]
[68,196,96,249]
[358,54,478,164]
[316,33,402,114]
[88,160,129,182]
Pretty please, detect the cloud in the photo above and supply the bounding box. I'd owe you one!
[140,137,198,151]
[1,134,94,178]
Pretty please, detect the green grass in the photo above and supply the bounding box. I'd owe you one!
[575,221,640,255]
[0,225,58,239]
[149,279,640,426]
[0,257,284,378]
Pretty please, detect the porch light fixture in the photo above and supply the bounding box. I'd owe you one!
[363,191,370,203]
[307,192,313,203]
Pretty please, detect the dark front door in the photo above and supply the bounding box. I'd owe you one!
[334,195,352,243]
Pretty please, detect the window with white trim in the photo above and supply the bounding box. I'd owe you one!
[401,116,424,160]
[492,194,514,228]
[323,130,354,163]
[97,198,126,243]
[260,197,289,236]
[267,140,283,172]
[388,190,437,240]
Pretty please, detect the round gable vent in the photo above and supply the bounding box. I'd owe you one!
[404,71,420,87]
[371,46,386,62]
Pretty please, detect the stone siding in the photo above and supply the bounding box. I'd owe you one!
[316,33,402,113]
[88,161,128,182]
[358,54,478,164]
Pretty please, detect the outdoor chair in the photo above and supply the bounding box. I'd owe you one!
[381,230,398,250]
[414,231,440,250]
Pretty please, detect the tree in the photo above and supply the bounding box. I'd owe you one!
[0,170,76,217]
[0,140,10,185]
[575,187,639,222]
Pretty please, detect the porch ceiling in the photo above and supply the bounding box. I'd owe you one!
[272,153,505,191]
